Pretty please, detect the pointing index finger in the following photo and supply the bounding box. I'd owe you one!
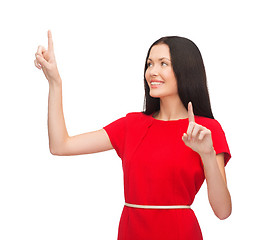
[188,102,195,123]
[47,30,54,51]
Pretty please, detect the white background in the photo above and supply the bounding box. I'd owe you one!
[0,0,262,239]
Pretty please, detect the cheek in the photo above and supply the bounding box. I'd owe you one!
[162,70,178,89]
[162,69,176,82]
[145,70,150,81]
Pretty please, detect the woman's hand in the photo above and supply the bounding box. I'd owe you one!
[34,30,61,85]
[182,102,215,158]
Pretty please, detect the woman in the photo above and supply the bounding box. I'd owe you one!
[34,31,232,240]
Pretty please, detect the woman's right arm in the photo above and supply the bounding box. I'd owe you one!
[48,81,114,156]
[35,30,114,156]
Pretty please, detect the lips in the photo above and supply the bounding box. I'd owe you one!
[150,81,164,89]
[150,80,164,83]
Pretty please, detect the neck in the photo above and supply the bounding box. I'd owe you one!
[154,95,188,121]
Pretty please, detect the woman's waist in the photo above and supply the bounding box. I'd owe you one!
[124,202,191,209]
[124,195,194,206]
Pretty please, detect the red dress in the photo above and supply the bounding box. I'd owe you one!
[103,112,231,240]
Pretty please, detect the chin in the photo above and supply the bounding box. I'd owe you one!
[150,89,177,99]
[149,91,165,99]
[149,93,161,98]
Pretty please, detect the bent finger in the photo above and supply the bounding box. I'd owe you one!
[37,45,46,57]
[36,55,48,68]
[198,129,210,141]
[182,133,188,143]
[34,59,42,69]
[192,124,202,138]
[198,130,206,141]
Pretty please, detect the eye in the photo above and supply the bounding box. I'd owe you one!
[161,62,168,66]
[147,62,153,67]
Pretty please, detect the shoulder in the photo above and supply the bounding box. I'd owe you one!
[125,111,149,121]
[195,116,223,132]
[124,112,153,128]
[126,111,146,117]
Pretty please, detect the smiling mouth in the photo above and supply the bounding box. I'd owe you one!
[150,82,164,87]
[151,82,164,85]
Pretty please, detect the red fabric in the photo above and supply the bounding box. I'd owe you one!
[103,112,231,240]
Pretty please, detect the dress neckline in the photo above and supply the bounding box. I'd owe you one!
[149,112,189,123]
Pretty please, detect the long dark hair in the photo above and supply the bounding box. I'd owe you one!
[142,36,214,119]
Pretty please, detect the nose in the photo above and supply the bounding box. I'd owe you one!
[148,65,159,77]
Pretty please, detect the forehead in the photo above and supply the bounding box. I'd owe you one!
[148,44,170,59]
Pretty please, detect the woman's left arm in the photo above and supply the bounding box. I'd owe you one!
[182,102,232,220]
[200,151,232,220]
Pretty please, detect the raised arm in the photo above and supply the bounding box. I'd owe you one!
[34,30,113,156]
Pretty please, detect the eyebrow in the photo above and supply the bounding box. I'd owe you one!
[147,57,171,61]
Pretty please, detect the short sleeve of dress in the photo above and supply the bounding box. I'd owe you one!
[103,114,127,159]
[210,119,232,166]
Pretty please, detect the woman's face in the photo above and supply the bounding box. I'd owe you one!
[145,44,178,99]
